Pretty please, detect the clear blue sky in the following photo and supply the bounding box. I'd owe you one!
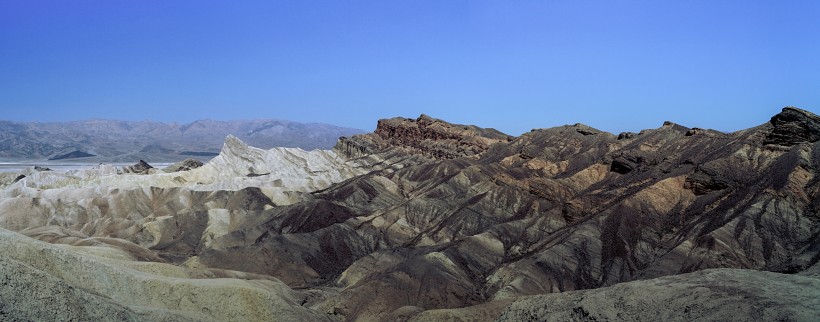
[1,1,818,135]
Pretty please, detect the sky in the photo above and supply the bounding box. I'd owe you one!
[1,1,818,136]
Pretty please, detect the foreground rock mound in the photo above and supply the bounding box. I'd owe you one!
[412,269,820,321]
[0,228,329,321]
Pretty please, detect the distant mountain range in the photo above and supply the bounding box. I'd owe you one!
[0,119,366,162]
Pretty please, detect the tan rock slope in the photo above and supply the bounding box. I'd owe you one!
[1,107,819,321]
[0,227,329,321]
[413,268,820,321]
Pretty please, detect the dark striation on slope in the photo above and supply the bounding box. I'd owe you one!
[764,106,820,146]
[121,160,155,174]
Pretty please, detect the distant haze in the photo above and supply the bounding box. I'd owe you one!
[0,119,365,162]
[0,2,818,135]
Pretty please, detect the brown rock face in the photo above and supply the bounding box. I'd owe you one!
[121,160,154,174]
[163,158,204,172]
[765,107,820,145]
[369,114,511,159]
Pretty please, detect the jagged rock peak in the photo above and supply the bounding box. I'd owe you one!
[377,114,509,140]
[765,106,820,146]
[163,158,204,172]
[223,134,249,152]
[371,114,511,159]
[219,134,259,162]
[334,136,373,159]
[661,120,691,132]
[213,135,272,175]
[417,113,435,122]
[121,159,154,174]
[572,123,602,136]
[685,127,725,137]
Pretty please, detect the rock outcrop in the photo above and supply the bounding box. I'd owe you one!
[0,228,330,321]
[121,160,155,174]
[340,114,511,160]
[764,106,820,146]
[492,269,820,322]
[163,158,204,172]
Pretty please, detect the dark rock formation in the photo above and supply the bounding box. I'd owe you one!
[48,151,96,160]
[617,132,636,140]
[368,114,511,159]
[163,158,204,172]
[684,166,732,195]
[121,160,154,174]
[610,155,640,174]
[139,144,174,154]
[764,107,820,146]
[683,127,722,137]
[334,136,373,159]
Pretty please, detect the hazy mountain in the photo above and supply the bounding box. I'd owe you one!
[0,107,818,321]
[0,119,366,161]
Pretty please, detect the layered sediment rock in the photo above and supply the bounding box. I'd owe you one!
[764,106,820,146]
[163,158,204,172]
[121,160,155,174]
[340,114,511,160]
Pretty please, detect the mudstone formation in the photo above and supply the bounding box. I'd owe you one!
[0,107,819,321]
